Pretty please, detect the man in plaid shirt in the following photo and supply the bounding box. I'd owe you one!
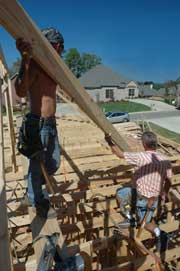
[105,131,172,252]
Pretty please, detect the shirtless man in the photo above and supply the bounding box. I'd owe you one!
[15,28,64,218]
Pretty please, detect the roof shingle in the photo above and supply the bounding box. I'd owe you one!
[79,64,131,88]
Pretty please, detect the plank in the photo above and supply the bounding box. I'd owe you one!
[59,213,179,240]
[0,0,130,152]
[29,207,65,262]
[20,154,66,265]
[100,247,180,271]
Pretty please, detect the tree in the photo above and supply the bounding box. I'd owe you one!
[64,48,82,78]
[64,48,101,78]
[164,80,176,89]
[9,57,21,76]
[81,53,101,74]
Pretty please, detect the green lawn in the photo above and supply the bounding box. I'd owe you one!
[140,121,180,144]
[99,101,151,113]
[148,122,180,144]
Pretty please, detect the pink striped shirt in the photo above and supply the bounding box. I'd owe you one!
[124,151,172,198]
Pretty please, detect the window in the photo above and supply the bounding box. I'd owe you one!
[129,89,135,97]
[106,89,114,99]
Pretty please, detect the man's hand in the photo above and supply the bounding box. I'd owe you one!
[104,133,115,146]
[105,133,124,159]
[16,38,32,69]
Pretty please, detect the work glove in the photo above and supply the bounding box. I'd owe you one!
[104,133,115,146]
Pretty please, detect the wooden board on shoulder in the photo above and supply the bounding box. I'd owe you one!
[0,0,130,152]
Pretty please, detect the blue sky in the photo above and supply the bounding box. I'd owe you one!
[0,0,179,82]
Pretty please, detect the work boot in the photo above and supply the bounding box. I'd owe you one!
[35,198,50,219]
[115,217,136,229]
[155,231,169,252]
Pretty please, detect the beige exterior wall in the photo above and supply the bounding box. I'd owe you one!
[86,81,139,102]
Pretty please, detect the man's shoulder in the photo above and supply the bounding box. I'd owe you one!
[155,151,171,161]
[124,151,145,159]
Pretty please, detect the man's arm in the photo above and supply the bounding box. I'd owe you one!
[161,166,172,204]
[105,134,124,158]
[15,38,35,97]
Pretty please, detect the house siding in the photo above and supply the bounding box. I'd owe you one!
[86,83,139,102]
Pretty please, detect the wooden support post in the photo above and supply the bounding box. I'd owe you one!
[0,0,130,152]
[0,63,13,271]
[4,86,17,172]
[7,76,16,143]
[7,77,13,114]
[0,62,17,173]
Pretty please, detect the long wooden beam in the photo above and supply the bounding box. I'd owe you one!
[0,62,13,270]
[0,0,130,151]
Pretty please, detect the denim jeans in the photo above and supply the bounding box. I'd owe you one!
[116,187,158,223]
[25,113,61,205]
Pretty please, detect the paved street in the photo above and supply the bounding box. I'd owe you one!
[130,110,180,121]
[147,116,180,134]
[130,99,180,133]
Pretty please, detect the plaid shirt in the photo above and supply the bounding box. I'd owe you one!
[124,151,172,198]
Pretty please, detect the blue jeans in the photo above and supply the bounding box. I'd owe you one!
[26,113,61,205]
[116,187,158,223]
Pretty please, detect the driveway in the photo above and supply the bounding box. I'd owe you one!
[148,116,180,134]
[132,98,176,111]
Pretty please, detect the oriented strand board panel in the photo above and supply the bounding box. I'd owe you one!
[0,0,130,151]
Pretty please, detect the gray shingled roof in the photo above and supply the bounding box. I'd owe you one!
[79,64,131,88]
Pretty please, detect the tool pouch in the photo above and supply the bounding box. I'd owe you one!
[17,116,43,159]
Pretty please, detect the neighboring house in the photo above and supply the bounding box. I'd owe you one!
[155,88,166,97]
[139,84,157,97]
[79,64,139,102]
[175,84,180,107]
[176,84,180,96]
[168,86,177,96]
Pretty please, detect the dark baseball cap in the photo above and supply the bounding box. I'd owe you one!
[42,27,64,49]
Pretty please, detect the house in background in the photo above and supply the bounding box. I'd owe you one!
[79,64,139,102]
[139,84,157,98]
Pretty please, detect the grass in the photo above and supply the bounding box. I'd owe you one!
[99,101,151,113]
[141,121,180,144]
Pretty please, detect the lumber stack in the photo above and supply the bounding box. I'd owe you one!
[4,114,180,271]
